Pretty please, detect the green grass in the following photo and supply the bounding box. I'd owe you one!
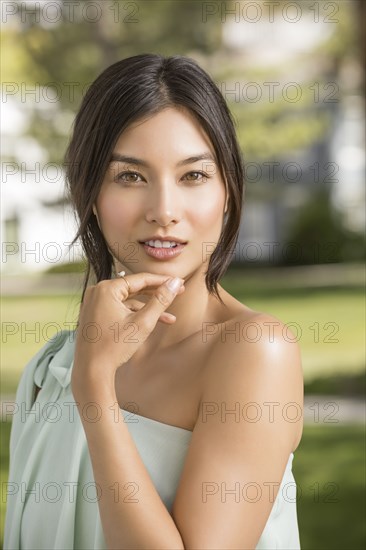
[1,294,80,394]
[247,288,364,380]
[294,424,365,549]
[1,282,365,394]
[1,421,364,549]
[221,275,365,382]
[1,420,11,547]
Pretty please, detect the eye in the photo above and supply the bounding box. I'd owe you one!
[116,171,144,184]
[183,171,209,183]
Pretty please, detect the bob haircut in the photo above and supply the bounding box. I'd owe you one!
[65,53,245,305]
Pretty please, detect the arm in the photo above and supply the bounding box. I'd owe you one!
[172,312,304,548]
[74,312,303,549]
[74,381,185,550]
[71,273,188,549]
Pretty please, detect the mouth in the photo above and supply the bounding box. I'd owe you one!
[138,241,187,260]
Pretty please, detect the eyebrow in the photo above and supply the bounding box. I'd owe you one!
[109,152,217,168]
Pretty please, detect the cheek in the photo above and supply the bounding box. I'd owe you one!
[97,194,134,235]
[192,188,225,232]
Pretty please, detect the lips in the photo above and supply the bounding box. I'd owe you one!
[139,239,188,245]
[139,242,186,260]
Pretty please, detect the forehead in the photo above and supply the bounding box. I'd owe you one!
[113,107,215,157]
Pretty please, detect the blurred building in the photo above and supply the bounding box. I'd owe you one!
[1,97,79,273]
[220,3,365,264]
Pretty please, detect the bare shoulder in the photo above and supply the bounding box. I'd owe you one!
[200,305,304,450]
[205,304,303,378]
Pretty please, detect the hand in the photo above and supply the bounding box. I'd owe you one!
[71,273,185,394]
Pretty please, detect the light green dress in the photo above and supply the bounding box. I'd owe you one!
[4,330,301,549]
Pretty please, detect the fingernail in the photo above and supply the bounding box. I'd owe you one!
[166,277,183,292]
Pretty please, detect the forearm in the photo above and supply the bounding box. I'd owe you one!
[74,383,185,549]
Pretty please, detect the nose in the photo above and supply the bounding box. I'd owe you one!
[144,179,182,226]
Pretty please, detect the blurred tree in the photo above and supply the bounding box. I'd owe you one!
[281,187,365,265]
[2,0,360,164]
[217,0,361,161]
[2,0,221,163]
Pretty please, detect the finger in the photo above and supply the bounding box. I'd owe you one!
[110,272,185,302]
[123,298,145,312]
[119,299,177,325]
[135,277,184,330]
[129,283,185,303]
[125,298,176,323]
[158,312,177,324]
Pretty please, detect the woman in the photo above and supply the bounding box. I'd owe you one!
[4,54,303,549]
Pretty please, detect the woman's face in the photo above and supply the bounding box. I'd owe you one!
[94,106,228,280]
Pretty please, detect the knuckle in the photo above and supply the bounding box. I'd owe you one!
[155,289,170,307]
[127,300,142,311]
[135,316,152,336]
[84,287,93,297]
[96,280,110,291]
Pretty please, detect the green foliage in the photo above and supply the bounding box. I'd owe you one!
[1,0,359,164]
[282,188,366,265]
[2,1,221,164]
[305,371,365,397]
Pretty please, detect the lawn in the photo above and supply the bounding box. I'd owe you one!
[235,287,365,380]
[221,271,365,382]
[1,294,81,394]
[1,281,364,394]
[294,424,365,549]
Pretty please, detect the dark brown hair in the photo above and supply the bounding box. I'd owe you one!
[65,53,245,305]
